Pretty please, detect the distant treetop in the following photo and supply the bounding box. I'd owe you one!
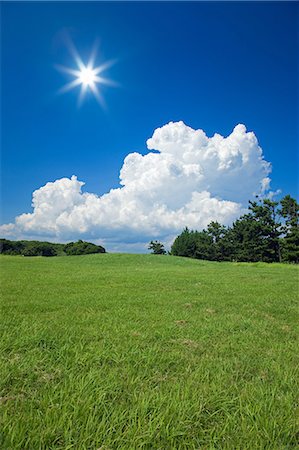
[0,239,106,257]
[148,240,166,255]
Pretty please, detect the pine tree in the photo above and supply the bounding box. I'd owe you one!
[148,240,166,255]
[207,221,228,261]
[171,228,197,257]
[279,195,299,263]
[229,199,281,262]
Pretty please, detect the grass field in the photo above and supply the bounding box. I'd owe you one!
[1,254,298,449]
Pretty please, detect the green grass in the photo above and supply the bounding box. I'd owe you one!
[1,254,298,449]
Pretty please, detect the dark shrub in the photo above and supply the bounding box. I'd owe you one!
[64,240,106,255]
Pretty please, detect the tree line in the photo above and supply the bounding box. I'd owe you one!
[0,239,106,257]
[150,195,298,263]
[171,195,298,263]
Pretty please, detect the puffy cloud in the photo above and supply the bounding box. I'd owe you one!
[1,121,272,251]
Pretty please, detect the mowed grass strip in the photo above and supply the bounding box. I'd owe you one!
[0,254,298,449]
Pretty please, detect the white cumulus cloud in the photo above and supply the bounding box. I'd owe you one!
[1,121,272,252]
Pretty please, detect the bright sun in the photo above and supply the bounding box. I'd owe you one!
[56,38,117,106]
[78,67,97,87]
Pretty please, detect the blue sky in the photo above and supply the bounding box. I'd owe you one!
[1,1,298,249]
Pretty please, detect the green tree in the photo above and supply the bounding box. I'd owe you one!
[171,228,198,257]
[193,230,214,260]
[38,243,58,257]
[171,198,287,263]
[171,227,214,260]
[22,243,57,257]
[207,221,228,261]
[228,199,281,263]
[0,239,25,255]
[148,240,166,255]
[250,199,281,262]
[64,240,106,255]
[279,195,299,263]
[229,214,261,262]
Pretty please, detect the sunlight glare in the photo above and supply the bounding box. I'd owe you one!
[79,67,96,87]
[56,38,117,107]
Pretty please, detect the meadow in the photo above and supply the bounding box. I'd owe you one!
[1,254,298,449]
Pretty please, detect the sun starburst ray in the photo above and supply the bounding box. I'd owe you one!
[55,64,81,78]
[89,83,106,108]
[78,83,88,107]
[65,36,85,71]
[94,76,119,87]
[93,59,117,75]
[56,37,117,106]
[87,38,100,69]
[58,78,82,94]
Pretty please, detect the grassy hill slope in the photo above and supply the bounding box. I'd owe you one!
[1,254,298,449]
